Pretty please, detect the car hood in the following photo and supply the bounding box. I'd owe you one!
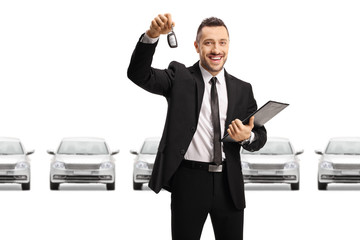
[322,155,360,164]
[55,155,111,164]
[137,154,156,163]
[241,154,295,164]
[0,155,27,164]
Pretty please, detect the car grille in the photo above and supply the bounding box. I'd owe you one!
[0,164,16,170]
[65,164,101,170]
[0,175,28,181]
[55,175,112,181]
[244,175,296,181]
[321,175,360,181]
[333,164,360,170]
[249,163,284,170]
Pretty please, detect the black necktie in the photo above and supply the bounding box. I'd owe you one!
[210,77,222,165]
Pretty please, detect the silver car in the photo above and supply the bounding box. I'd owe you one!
[241,137,303,190]
[131,137,159,190]
[316,137,360,190]
[48,137,119,190]
[0,137,34,190]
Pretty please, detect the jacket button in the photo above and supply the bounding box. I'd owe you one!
[180,149,186,155]
[190,127,196,133]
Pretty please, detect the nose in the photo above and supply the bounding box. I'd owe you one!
[211,43,221,54]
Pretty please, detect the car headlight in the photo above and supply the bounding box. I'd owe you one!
[284,162,298,169]
[52,161,66,169]
[320,161,333,170]
[100,162,114,170]
[135,161,149,170]
[15,162,29,169]
[241,161,250,170]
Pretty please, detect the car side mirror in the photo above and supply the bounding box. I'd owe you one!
[26,150,35,155]
[47,150,56,155]
[111,150,120,155]
[130,149,139,155]
[315,150,323,155]
[295,150,304,155]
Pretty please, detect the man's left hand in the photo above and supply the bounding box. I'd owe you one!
[227,116,254,142]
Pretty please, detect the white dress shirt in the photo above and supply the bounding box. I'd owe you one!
[184,64,228,162]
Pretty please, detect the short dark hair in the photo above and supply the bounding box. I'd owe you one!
[196,17,229,43]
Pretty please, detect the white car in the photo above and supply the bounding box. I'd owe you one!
[131,137,159,190]
[241,137,303,190]
[0,137,34,190]
[48,137,119,190]
[316,137,360,190]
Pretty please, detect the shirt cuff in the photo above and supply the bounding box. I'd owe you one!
[249,131,256,144]
[140,32,159,44]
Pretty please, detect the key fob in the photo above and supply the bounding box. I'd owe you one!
[167,25,178,48]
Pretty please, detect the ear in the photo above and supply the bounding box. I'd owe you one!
[194,41,200,53]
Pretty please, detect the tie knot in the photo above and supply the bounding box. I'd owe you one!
[210,77,217,85]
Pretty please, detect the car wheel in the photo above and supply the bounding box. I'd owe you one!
[133,181,142,190]
[50,181,60,190]
[318,180,328,190]
[106,182,115,191]
[21,182,30,191]
[291,182,299,190]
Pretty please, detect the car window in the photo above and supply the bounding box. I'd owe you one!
[140,140,159,155]
[242,141,293,155]
[325,141,360,155]
[0,141,24,155]
[58,141,109,155]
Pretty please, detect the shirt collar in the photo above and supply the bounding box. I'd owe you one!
[198,62,226,85]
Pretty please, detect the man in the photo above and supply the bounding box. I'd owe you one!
[128,13,267,240]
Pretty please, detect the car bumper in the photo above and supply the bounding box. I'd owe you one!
[133,168,152,183]
[242,168,299,183]
[0,169,30,184]
[319,168,360,183]
[50,168,115,184]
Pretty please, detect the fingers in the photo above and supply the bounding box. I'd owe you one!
[227,118,254,142]
[149,13,174,36]
[248,116,255,128]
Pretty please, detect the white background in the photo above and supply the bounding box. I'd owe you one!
[1,0,360,239]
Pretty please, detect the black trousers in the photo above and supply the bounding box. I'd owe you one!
[171,161,244,240]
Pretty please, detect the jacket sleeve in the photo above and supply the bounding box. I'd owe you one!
[127,34,173,98]
[242,85,267,152]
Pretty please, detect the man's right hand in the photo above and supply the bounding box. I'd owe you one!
[146,13,175,39]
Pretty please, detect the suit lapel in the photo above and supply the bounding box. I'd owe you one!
[189,62,205,118]
[224,70,237,133]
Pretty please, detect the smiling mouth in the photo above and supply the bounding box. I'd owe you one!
[209,55,223,62]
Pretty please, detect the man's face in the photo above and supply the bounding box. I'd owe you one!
[194,26,229,76]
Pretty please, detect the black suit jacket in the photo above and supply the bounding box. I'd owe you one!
[127,36,267,210]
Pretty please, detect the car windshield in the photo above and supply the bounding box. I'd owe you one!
[325,141,360,155]
[242,141,293,155]
[58,141,109,155]
[140,140,159,155]
[0,141,24,155]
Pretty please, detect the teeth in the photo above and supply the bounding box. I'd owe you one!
[211,57,221,60]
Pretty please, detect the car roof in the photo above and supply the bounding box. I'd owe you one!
[61,137,105,142]
[329,137,360,142]
[0,137,21,142]
[266,137,290,142]
[144,137,160,142]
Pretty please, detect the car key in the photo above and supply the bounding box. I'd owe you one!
[167,25,178,48]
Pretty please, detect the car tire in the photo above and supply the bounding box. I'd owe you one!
[50,181,60,190]
[291,182,300,190]
[133,181,142,190]
[318,180,328,190]
[22,182,30,191]
[106,182,115,191]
